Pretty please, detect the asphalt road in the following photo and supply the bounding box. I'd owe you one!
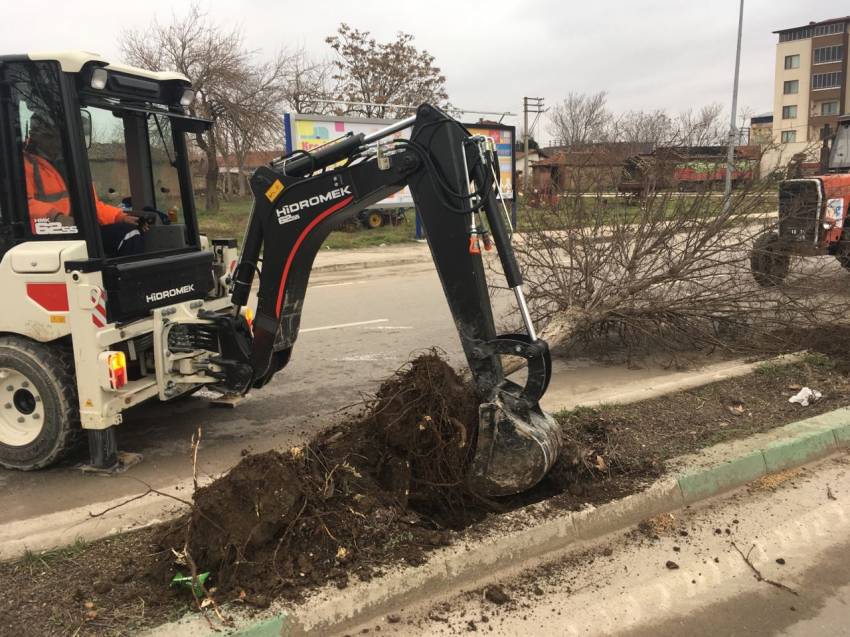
[386,453,850,637]
[0,261,506,523]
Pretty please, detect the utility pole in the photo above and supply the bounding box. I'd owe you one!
[522,97,545,193]
[724,0,744,211]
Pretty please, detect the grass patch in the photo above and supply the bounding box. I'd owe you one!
[755,360,789,377]
[515,192,776,231]
[801,351,835,369]
[22,536,89,565]
[195,196,416,250]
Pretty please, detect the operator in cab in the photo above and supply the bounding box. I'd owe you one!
[23,114,146,256]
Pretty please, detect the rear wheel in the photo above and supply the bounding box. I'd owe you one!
[750,232,790,288]
[363,211,384,229]
[0,336,78,470]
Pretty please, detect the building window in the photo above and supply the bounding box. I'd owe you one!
[781,130,797,143]
[783,80,799,94]
[784,54,800,69]
[821,101,840,116]
[812,72,843,90]
[780,22,846,42]
[814,22,846,36]
[782,105,798,119]
[814,45,843,64]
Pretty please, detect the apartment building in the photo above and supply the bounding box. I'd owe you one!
[764,16,849,171]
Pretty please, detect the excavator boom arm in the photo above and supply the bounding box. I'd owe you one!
[220,104,561,496]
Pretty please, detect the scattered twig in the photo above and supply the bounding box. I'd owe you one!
[191,427,203,491]
[88,479,195,518]
[731,542,798,596]
[88,490,155,518]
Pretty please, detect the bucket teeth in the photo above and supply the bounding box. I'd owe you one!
[467,398,562,497]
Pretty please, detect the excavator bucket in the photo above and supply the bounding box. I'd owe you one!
[469,397,562,497]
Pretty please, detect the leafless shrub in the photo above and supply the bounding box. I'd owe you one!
[504,153,849,359]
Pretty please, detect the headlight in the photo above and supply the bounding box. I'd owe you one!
[90,68,108,90]
[179,88,195,107]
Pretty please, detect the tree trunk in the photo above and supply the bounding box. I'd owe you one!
[238,167,247,197]
[204,140,219,212]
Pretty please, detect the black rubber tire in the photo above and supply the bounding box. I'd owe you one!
[750,232,790,288]
[0,336,79,470]
[835,243,850,272]
[363,211,384,229]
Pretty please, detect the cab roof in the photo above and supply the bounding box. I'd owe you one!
[26,51,190,84]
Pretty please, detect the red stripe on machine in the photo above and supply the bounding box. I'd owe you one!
[26,283,69,312]
[275,196,354,318]
[91,289,108,328]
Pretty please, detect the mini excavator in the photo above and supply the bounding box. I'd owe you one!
[0,52,560,496]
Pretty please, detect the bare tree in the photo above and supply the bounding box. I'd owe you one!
[325,24,448,118]
[281,48,335,115]
[121,3,288,210]
[675,103,726,146]
[548,91,610,148]
[219,55,289,196]
[501,144,848,364]
[613,109,674,146]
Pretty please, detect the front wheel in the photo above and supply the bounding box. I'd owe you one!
[834,241,850,272]
[0,337,79,470]
[750,232,790,288]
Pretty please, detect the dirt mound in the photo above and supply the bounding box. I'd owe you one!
[167,351,483,600]
[186,451,303,573]
[351,351,482,523]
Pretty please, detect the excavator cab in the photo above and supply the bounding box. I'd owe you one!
[0,53,236,471]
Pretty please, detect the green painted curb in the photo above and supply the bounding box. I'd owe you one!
[833,423,850,447]
[762,427,837,472]
[678,451,767,504]
[231,614,289,637]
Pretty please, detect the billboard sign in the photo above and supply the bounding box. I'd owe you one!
[284,113,515,208]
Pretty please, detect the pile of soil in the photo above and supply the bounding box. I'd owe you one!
[159,351,485,601]
[3,347,850,636]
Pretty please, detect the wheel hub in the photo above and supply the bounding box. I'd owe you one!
[0,368,43,446]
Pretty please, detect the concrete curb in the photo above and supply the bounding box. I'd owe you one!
[145,406,850,637]
[311,255,429,274]
[540,352,806,413]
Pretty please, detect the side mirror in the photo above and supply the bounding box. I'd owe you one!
[80,109,92,149]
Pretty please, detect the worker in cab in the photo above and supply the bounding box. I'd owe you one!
[23,114,146,256]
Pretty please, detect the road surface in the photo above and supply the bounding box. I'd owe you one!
[381,452,850,637]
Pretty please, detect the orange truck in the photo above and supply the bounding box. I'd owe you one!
[751,115,850,286]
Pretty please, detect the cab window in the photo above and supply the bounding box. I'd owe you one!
[148,113,184,216]
[80,102,194,256]
[7,62,80,237]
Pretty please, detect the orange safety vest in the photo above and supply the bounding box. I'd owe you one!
[24,152,126,226]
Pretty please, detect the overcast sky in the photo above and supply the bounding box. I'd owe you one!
[2,1,846,140]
